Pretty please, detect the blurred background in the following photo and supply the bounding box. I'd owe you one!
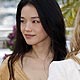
[0,0,80,64]
[0,0,20,63]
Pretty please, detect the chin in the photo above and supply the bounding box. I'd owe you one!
[26,41,39,46]
[26,41,35,45]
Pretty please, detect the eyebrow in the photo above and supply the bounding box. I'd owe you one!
[20,16,39,19]
[31,16,39,19]
[20,17,25,19]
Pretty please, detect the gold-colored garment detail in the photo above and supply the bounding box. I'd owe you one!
[0,57,29,80]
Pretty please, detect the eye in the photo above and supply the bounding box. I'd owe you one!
[20,19,24,23]
[20,19,26,24]
[32,20,40,23]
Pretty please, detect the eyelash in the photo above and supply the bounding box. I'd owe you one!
[20,20,25,23]
[20,19,40,24]
[32,20,40,23]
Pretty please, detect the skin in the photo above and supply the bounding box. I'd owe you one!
[20,4,53,80]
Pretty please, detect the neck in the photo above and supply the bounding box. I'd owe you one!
[31,37,53,60]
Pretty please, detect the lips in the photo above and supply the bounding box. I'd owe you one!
[24,34,35,38]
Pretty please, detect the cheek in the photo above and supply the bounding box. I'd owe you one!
[38,27,48,38]
[20,26,25,39]
[40,27,47,35]
[20,26,24,33]
[41,32,48,38]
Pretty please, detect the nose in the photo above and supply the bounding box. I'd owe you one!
[25,22,32,32]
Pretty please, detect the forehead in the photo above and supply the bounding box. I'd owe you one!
[21,4,39,17]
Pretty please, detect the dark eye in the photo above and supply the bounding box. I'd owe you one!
[20,19,27,25]
[32,20,40,23]
[20,19,24,23]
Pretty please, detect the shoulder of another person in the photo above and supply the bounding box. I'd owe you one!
[48,59,73,80]
[49,59,75,71]
[48,59,80,80]
[50,59,74,66]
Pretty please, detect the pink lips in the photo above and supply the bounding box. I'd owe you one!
[24,34,35,39]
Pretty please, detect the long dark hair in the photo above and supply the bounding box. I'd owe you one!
[8,0,67,79]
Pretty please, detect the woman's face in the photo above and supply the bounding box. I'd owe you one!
[20,4,50,45]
